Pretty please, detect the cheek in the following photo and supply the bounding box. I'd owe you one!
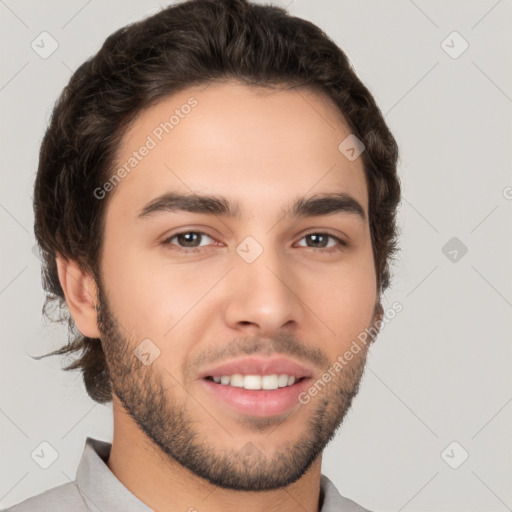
[100,241,218,339]
[300,251,377,349]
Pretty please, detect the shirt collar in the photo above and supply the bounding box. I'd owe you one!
[75,437,153,511]
[75,437,368,512]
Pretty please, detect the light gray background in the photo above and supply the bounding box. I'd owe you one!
[1,1,511,511]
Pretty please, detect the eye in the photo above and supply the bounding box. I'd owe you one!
[162,231,217,250]
[162,230,347,253]
[295,233,347,251]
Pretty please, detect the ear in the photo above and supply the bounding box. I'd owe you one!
[56,252,101,338]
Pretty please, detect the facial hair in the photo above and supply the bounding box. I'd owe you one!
[96,280,373,492]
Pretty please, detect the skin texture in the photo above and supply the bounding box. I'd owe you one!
[56,81,383,512]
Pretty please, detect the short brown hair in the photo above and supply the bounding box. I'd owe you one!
[33,0,401,404]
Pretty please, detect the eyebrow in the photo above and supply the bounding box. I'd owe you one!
[137,191,366,222]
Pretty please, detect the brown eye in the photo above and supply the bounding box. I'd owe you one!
[296,233,346,251]
[163,231,215,249]
[305,233,329,248]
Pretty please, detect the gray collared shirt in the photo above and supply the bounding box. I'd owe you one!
[3,437,371,512]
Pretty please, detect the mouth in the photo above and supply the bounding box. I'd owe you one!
[197,355,315,417]
[203,374,309,390]
[200,374,313,418]
[197,355,313,381]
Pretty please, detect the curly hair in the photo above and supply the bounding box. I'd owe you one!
[32,0,401,404]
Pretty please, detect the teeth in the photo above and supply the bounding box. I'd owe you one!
[211,374,298,390]
[262,375,279,390]
[230,374,244,387]
[245,374,265,390]
[278,374,289,387]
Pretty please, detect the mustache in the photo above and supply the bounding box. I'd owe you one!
[185,333,330,376]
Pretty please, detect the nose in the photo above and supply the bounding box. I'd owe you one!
[222,244,302,337]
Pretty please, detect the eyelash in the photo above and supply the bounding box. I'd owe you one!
[162,231,348,253]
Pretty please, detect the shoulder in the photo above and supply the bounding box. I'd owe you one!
[1,482,87,512]
[320,474,373,512]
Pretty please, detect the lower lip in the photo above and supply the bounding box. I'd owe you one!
[200,377,311,418]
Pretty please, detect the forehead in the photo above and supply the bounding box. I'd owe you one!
[107,81,367,221]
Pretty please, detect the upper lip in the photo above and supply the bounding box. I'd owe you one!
[198,356,314,379]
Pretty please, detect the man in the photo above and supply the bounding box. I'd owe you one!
[5,0,400,510]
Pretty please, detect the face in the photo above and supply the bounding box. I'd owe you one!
[95,81,380,491]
